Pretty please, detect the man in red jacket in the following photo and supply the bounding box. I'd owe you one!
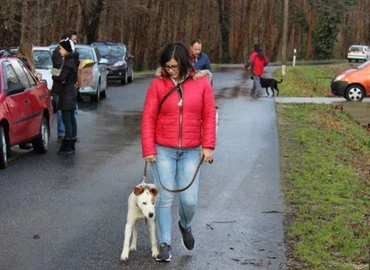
[244,44,268,97]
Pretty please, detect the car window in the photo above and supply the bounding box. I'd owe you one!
[356,61,370,69]
[94,43,125,58]
[12,59,37,89]
[22,65,37,88]
[34,50,52,69]
[5,64,20,90]
[75,47,96,61]
[349,46,365,52]
[94,48,101,62]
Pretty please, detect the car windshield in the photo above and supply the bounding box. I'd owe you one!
[356,60,370,69]
[94,43,125,57]
[349,46,364,52]
[75,47,96,61]
[33,50,52,69]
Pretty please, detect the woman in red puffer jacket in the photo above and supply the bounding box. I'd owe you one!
[141,42,216,262]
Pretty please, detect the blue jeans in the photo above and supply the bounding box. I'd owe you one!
[61,110,77,139]
[57,109,78,136]
[56,96,78,137]
[150,145,201,245]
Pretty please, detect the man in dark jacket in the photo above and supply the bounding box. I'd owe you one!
[189,38,213,84]
[189,39,211,71]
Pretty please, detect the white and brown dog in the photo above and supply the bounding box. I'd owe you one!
[120,184,159,261]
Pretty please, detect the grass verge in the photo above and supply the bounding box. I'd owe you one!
[277,103,370,269]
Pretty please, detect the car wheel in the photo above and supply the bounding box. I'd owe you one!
[128,67,134,83]
[91,80,101,102]
[0,126,8,169]
[345,84,365,101]
[120,70,128,85]
[32,116,49,153]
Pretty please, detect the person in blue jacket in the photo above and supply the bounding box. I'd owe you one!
[189,38,211,71]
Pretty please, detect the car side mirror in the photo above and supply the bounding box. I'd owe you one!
[99,58,108,64]
[7,82,26,95]
[126,55,134,60]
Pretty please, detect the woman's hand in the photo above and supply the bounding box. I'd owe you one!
[193,69,212,81]
[155,67,163,78]
[201,148,213,163]
[144,155,156,162]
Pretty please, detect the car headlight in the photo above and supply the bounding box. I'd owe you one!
[113,61,125,67]
[334,74,345,81]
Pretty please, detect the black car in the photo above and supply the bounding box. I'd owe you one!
[92,42,134,85]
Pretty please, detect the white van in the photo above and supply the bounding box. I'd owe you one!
[347,45,370,62]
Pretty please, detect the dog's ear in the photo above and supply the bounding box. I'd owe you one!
[149,187,159,196]
[134,186,145,196]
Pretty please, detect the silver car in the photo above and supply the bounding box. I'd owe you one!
[74,44,108,102]
[347,45,370,62]
[33,46,53,91]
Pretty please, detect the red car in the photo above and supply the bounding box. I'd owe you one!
[0,57,53,169]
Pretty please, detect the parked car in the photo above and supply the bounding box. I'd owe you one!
[74,44,108,102]
[33,46,53,90]
[0,49,12,57]
[0,57,53,169]
[331,61,370,101]
[347,45,370,62]
[92,42,134,85]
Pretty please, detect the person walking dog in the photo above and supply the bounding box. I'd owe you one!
[141,42,216,262]
[244,44,268,97]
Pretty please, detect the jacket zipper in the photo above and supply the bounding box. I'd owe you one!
[177,86,183,148]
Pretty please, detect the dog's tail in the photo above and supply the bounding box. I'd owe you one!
[278,79,284,83]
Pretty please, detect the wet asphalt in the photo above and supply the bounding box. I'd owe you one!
[2,65,359,270]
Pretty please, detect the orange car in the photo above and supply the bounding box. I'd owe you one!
[331,61,370,101]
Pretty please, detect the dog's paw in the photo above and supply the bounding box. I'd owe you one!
[152,247,159,258]
[129,246,137,252]
[120,253,129,261]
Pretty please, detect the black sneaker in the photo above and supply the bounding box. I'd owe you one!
[156,243,171,262]
[178,221,195,250]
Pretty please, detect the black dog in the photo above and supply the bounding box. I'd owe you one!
[250,76,283,97]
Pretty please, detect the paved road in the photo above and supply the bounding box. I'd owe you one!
[0,67,286,269]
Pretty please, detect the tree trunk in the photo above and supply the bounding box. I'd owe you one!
[217,0,231,63]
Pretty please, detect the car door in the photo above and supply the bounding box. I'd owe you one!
[124,45,134,76]
[95,48,107,90]
[13,59,44,138]
[3,60,34,144]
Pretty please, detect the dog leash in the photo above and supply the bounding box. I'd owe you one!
[141,161,149,186]
[143,158,207,193]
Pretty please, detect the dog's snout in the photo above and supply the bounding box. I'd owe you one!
[149,212,154,218]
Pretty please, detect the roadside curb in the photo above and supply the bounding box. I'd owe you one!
[275,97,370,103]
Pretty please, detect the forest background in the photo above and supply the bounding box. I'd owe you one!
[1,0,369,71]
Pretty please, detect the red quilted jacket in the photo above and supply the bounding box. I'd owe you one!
[141,76,216,157]
[245,50,268,76]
